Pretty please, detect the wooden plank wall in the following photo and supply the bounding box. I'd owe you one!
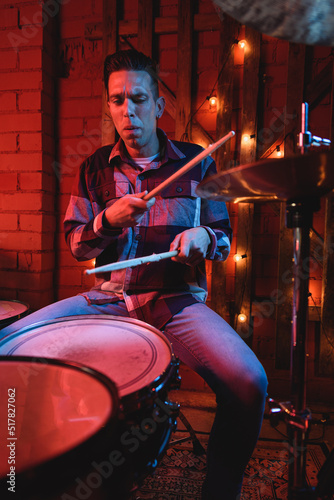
[175,0,194,142]
[235,27,261,344]
[209,14,238,321]
[320,61,334,377]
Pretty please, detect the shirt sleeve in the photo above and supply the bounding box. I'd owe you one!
[199,157,232,262]
[63,160,121,262]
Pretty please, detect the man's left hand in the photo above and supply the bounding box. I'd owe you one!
[170,227,211,266]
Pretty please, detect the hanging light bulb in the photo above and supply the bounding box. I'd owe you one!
[238,313,247,323]
[208,95,218,112]
[242,133,255,144]
[209,96,217,107]
[233,253,247,262]
[276,145,282,157]
[238,39,247,49]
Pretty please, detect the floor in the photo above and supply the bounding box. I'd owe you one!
[170,389,334,452]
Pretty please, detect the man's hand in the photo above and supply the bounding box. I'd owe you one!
[170,227,211,266]
[104,191,155,228]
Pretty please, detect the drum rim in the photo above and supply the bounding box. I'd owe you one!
[0,299,30,309]
[0,299,30,324]
[0,315,179,414]
[0,314,173,352]
[0,355,120,491]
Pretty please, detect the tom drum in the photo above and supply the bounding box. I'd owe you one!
[0,355,120,500]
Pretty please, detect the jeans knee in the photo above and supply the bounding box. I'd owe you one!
[243,364,268,408]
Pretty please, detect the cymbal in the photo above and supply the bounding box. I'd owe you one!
[212,0,334,46]
[196,151,334,203]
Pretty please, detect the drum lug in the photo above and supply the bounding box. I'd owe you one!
[170,374,181,390]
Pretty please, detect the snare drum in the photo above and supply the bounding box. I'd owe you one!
[0,315,180,492]
[0,355,121,500]
[0,300,29,329]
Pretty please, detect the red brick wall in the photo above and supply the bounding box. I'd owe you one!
[0,1,56,310]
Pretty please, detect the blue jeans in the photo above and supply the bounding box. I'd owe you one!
[0,292,268,499]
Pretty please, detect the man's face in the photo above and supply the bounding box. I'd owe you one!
[107,70,165,158]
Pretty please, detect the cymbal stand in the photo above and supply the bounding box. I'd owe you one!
[269,103,331,499]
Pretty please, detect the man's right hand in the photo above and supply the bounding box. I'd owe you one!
[104,190,155,228]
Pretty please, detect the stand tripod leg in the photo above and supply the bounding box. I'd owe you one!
[169,410,206,455]
[286,201,318,499]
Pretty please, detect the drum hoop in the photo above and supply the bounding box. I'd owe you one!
[1,314,173,352]
[0,355,120,486]
[0,354,119,408]
[0,299,30,324]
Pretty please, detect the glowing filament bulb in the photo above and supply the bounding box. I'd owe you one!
[238,39,247,49]
[209,96,217,107]
[238,313,247,323]
[233,253,247,262]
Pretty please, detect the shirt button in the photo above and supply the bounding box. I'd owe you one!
[135,234,142,240]
[105,190,110,197]
[138,174,145,181]
[176,186,183,193]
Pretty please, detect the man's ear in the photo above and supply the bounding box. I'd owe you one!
[156,96,166,119]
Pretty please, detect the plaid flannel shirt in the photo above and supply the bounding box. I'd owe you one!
[64,129,232,329]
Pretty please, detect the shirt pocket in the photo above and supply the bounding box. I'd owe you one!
[151,179,201,232]
[89,181,132,207]
[158,179,199,198]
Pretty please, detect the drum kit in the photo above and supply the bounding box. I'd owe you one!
[1,3,334,495]
[1,103,333,498]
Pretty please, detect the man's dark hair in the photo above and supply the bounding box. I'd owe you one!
[104,49,159,101]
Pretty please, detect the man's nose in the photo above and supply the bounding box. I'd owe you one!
[123,98,135,116]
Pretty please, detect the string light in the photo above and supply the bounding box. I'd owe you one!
[242,133,255,143]
[238,39,247,49]
[208,95,217,112]
[233,253,247,262]
[276,145,282,157]
[238,313,247,323]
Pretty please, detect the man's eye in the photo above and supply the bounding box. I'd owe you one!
[133,97,146,103]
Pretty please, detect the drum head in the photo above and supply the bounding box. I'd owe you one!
[0,356,118,478]
[0,300,29,327]
[0,315,173,400]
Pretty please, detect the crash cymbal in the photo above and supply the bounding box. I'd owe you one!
[212,0,334,46]
[196,151,334,203]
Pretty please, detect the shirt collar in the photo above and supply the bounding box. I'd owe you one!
[108,128,186,165]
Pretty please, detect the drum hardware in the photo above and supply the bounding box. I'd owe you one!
[196,102,334,499]
[169,410,206,456]
[298,102,331,155]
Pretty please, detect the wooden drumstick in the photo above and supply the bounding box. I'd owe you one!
[86,250,179,275]
[143,130,235,201]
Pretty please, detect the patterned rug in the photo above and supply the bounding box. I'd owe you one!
[132,433,330,499]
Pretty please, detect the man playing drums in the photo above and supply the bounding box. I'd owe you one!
[2,49,267,499]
